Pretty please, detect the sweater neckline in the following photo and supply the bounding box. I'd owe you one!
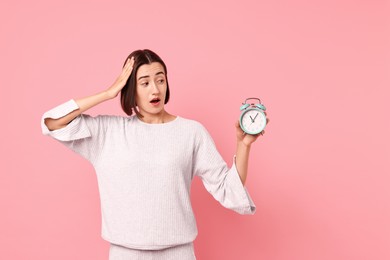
[134,115,180,126]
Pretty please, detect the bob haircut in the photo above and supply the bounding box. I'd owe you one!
[120,49,170,118]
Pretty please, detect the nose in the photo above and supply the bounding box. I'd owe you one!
[151,82,160,94]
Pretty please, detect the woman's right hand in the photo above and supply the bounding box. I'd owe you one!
[106,56,135,99]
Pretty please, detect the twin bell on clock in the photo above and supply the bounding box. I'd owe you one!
[239,97,267,135]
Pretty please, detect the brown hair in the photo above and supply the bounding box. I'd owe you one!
[120,49,170,118]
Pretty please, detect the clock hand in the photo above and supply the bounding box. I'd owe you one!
[253,113,259,121]
[249,115,254,123]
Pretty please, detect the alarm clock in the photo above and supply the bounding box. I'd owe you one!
[239,97,267,135]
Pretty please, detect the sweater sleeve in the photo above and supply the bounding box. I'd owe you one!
[193,123,256,215]
[40,99,108,164]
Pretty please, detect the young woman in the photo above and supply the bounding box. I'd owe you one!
[41,49,269,260]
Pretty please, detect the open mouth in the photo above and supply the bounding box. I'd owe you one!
[150,98,161,104]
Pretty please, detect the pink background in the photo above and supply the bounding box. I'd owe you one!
[1,0,389,259]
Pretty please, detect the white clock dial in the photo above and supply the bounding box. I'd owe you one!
[242,109,266,134]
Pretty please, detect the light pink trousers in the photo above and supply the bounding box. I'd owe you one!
[109,242,197,260]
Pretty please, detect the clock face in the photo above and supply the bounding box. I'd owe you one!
[240,108,266,134]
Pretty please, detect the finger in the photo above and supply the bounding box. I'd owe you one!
[236,121,244,132]
[266,118,270,124]
[125,57,134,68]
[124,59,135,74]
[235,121,245,135]
[252,133,261,139]
[126,57,133,65]
[126,58,134,69]
[123,60,131,71]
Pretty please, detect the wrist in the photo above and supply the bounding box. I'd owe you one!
[237,140,251,149]
[103,89,116,100]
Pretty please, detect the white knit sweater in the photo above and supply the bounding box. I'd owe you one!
[41,99,256,250]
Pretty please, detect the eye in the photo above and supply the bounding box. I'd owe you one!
[158,79,165,84]
[140,82,148,87]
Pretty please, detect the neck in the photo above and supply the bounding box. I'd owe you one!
[138,110,169,124]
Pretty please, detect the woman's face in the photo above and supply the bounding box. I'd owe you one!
[135,62,167,116]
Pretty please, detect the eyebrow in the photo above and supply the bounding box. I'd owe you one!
[137,71,165,81]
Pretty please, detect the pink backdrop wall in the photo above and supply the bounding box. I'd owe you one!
[1,0,389,259]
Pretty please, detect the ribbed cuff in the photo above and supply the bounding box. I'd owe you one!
[41,99,91,141]
[226,155,257,215]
